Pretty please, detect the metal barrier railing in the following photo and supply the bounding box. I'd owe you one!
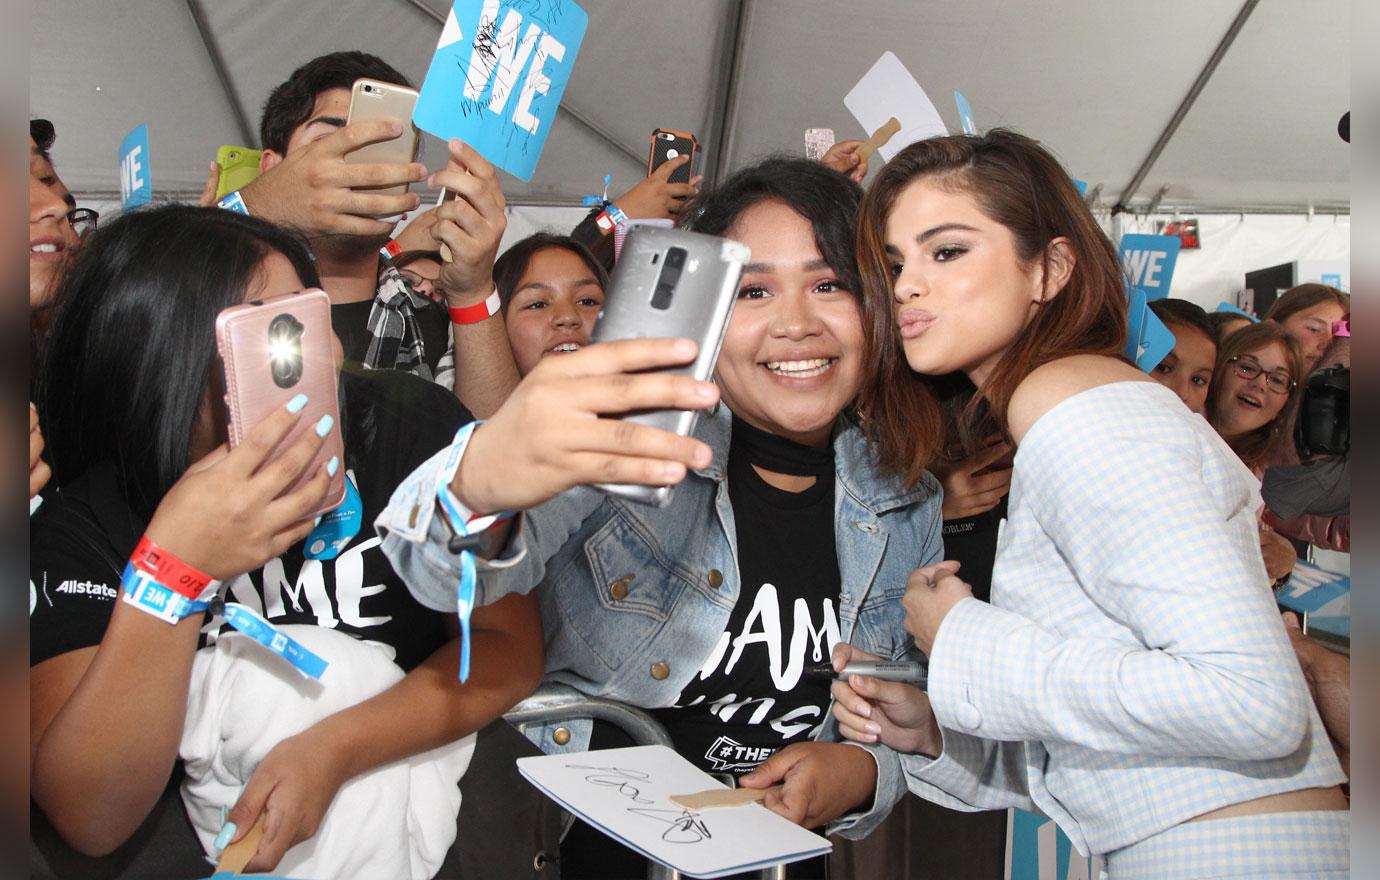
[505,683,789,880]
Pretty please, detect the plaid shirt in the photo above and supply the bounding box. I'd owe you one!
[361,264,454,390]
[903,381,1344,857]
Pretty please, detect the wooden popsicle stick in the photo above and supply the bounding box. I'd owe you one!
[670,784,783,810]
[215,813,267,876]
[855,116,902,162]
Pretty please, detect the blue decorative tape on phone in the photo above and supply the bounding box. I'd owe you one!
[303,475,363,561]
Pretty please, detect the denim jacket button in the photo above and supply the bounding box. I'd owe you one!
[707,569,724,589]
[552,726,572,745]
[650,661,671,680]
[854,520,878,533]
[609,576,632,601]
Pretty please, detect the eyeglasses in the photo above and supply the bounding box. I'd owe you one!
[66,207,98,239]
[1227,355,1295,394]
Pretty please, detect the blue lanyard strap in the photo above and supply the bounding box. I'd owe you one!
[433,421,513,683]
[120,564,330,680]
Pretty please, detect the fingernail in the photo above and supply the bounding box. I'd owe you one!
[662,462,684,482]
[214,821,237,851]
[866,723,881,735]
[696,382,717,402]
[314,515,323,526]
[286,393,309,414]
[327,456,339,477]
[314,414,334,437]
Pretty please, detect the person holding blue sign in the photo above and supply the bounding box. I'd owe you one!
[833,130,1347,878]
[229,52,520,420]
[28,206,552,877]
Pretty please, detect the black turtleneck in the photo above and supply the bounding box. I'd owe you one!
[652,416,841,778]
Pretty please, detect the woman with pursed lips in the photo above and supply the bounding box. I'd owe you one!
[830,130,1347,879]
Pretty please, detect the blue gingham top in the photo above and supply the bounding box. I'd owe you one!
[904,380,1345,856]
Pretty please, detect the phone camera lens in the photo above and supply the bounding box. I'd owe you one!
[267,314,305,389]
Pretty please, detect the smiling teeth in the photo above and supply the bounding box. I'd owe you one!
[549,342,581,353]
[766,358,834,377]
[31,244,58,254]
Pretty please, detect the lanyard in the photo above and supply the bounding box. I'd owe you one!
[434,421,512,683]
[120,564,329,680]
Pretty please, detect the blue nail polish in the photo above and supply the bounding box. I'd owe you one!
[214,821,237,851]
[286,393,309,413]
[327,456,339,477]
[314,414,334,437]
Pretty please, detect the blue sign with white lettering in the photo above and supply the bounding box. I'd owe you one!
[1125,288,1176,372]
[413,0,588,181]
[954,90,977,134]
[1119,233,1180,301]
[118,124,152,210]
[1008,810,1101,880]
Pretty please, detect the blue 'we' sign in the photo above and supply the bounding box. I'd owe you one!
[118,123,152,210]
[1119,234,1180,301]
[413,0,588,181]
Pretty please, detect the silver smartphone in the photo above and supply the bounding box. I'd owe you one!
[590,225,750,506]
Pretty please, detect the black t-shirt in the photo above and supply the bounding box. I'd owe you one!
[940,495,1007,603]
[331,298,452,376]
[652,422,839,777]
[29,369,469,672]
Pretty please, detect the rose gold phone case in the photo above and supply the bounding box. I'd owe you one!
[345,78,421,197]
[216,289,346,517]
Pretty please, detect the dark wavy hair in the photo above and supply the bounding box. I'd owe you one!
[856,130,1126,487]
[680,156,863,299]
[492,233,609,312]
[37,206,323,520]
[260,51,411,154]
[1149,298,1214,342]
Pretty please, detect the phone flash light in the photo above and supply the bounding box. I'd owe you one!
[268,336,298,363]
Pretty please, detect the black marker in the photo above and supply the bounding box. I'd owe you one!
[807,660,927,687]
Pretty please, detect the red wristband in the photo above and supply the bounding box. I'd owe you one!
[448,289,502,325]
[130,535,214,599]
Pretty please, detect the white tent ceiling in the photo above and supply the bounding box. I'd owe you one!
[33,0,1350,213]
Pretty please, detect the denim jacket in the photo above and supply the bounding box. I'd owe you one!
[377,406,943,838]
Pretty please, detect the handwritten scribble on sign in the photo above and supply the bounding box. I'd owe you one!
[518,745,830,878]
[414,0,588,180]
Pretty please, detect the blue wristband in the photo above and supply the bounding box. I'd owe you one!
[216,191,249,215]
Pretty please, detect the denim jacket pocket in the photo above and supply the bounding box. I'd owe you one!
[550,510,693,673]
[852,579,912,661]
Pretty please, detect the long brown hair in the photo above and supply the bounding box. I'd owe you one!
[1265,283,1349,324]
[856,130,1126,487]
[1206,322,1304,471]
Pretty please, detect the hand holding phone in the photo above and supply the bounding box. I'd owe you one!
[216,290,346,518]
[344,78,422,197]
[237,121,425,237]
[648,128,698,185]
[215,145,264,200]
[588,225,749,506]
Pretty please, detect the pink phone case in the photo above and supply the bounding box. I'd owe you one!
[216,289,346,517]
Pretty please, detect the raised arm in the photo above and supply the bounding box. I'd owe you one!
[31,405,331,855]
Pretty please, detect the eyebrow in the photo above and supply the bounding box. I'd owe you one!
[742,258,832,274]
[914,223,980,243]
[515,277,602,294]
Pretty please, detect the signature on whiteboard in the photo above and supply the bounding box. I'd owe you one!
[568,765,712,844]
